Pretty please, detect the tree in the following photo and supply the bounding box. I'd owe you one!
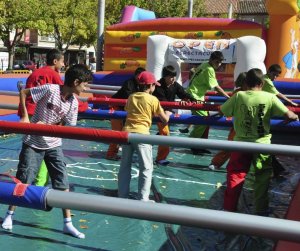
[104,0,206,26]
[37,0,97,53]
[0,0,41,69]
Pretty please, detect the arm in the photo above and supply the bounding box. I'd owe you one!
[158,110,171,124]
[277,93,298,107]
[175,83,197,102]
[215,85,230,99]
[19,89,31,123]
[284,110,299,121]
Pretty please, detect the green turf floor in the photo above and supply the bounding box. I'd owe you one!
[0,120,297,250]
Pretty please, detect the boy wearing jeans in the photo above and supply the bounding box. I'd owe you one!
[2,64,92,238]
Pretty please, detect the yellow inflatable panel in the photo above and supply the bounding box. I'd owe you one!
[104,58,146,71]
[266,0,299,15]
[105,29,263,44]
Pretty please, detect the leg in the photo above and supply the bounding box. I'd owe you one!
[189,110,210,154]
[209,128,236,169]
[44,147,84,239]
[118,144,134,198]
[136,143,154,201]
[223,152,252,212]
[34,160,49,186]
[106,116,124,160]
[2,144,44,230]
[156,122,170,162]
[253,154,273,215]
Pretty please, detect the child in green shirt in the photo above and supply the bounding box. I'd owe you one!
[263,64,298,107]
[220,68,298,215]
[187,51,230,154]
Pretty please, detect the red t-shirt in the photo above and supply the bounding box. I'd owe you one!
[18,66,89,116]
[18,66,63,116]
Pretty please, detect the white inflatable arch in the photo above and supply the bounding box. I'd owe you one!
[146,35,266,83]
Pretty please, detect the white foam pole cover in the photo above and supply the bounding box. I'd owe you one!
[234,36,266,81]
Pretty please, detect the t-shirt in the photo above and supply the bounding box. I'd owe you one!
[123,92,163,135]
[262,75,279,95]
[23,84,78,149]
[187,62,219,101]
[221,91,288,144]
[153,78,196,102]
[22,66,63,116]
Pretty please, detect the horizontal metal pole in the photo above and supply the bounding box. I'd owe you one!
[128,134,300,156]
[78,110,300,130]
[46,189,300,243]
[88,84,120,90]
[0,90,19,96]
[0,103,18,110]
[83,89,116,95]
[0,120,298,155]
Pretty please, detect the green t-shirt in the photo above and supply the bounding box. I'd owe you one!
[187,62,219,101]
[262,75,279,95]
[221,91,288,143]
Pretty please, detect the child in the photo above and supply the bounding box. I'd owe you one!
[19,49,65,186]
[106,67,145,160]
[263,64,298,107]
[263,64,298,176]
[208,72,247,170]
[179,67,196,134]
[220,68,298,215]
[153,65,198,165]
[118,71,171,201]
[2,64,92,238]
[187,51,230,155]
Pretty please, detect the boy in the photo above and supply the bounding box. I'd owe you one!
[208,72,247,170]
[187,51,230,154]
[2,64,92,238]
[263,64,298,176]
[263,64,298,107]
[220,68,298,215]
[106,67,145,160]
[118,71,171,201]
[153,65,198,165]
[18,49,65,187]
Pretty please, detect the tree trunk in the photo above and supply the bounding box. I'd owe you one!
[8,46,15,70]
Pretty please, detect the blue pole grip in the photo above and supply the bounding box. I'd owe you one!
[0,174,51,211]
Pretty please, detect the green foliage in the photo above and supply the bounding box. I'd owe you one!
[38,0,98,51]
[105,0,206,26]
[0,0,43,68]
[0,0,205,67]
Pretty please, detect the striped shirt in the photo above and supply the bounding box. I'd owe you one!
[23,84,78,149]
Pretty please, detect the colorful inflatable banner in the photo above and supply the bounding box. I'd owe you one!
[168,39,236,63]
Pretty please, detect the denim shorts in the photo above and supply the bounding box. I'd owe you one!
[16,143,69,190]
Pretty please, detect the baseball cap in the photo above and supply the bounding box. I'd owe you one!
[137,71,161,86]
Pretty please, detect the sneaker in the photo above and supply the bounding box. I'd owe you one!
[155,159,170,166]
[179,128,189,133]
[208,164,216,171]
[106,155,121,161]
[191,148,211,155]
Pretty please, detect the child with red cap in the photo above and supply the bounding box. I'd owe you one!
[118,71,171,201]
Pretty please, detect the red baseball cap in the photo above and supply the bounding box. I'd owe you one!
[137,71,161,86]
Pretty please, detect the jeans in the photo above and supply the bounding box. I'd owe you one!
[16,143,69,190]
[118,142,153,201]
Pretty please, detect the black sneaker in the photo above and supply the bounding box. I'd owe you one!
[179,128,189,133]
[191,148,211,155]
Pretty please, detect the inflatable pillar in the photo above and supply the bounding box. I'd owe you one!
[266,0,300,78]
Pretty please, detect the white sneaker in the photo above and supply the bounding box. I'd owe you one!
[208,164,216,171]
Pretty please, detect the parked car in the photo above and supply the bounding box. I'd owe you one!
[13,60,36,71]
[22,60,36,71]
